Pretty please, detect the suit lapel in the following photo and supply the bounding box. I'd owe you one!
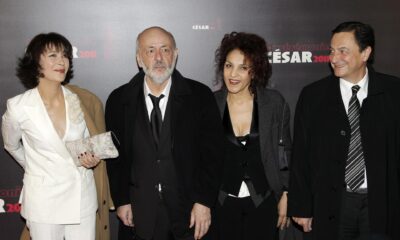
[216,88,276,164]
[121,72,150,154]
[214,88,227,118]
[366,68,384,97]
[326,76,350,131]
[323,76,352,166]
[23,88,73,163]
[170,71,192,144]
[361,68,384,116]
[359,69,385,162]
[325,70,384,130]
[257,88,275,164]
[216,88,275,164]
[138,86,156,149]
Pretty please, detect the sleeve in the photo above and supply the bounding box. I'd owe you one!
[287,89,313,218]
[192,87,224,208]
[279,101,292,191]
[105,91,131,208]
[2,100,26,168]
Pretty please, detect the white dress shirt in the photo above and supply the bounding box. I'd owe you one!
[339,68,369,189]
[143,77,172,120]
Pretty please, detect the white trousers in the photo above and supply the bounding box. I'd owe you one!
[27,213,96,240]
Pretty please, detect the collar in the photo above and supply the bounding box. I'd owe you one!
[121,70,191,105]
[340,67,369,94]
[143,76,172,98]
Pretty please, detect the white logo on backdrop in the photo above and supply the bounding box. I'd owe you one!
[0,199,5,213]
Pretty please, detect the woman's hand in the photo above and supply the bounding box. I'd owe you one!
[78,152,100,168]
[277,191,290,230]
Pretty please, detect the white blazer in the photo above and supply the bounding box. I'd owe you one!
[2,87,90,224]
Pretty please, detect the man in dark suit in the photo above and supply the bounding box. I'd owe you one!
[105,26,224,240]
[288,21,400,240]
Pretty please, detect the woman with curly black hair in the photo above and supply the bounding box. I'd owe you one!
[212,32,292,240]
[2,32,112,240]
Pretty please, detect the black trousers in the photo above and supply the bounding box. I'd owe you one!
[211,195,278,240]
[118,221,135,240]
[135,201,196,240]
[338,191,370,240]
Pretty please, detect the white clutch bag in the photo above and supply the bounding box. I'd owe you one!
[65,131,119,166]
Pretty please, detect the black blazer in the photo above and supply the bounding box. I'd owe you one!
[105,70,224,226]
[288,68,400,240]
[214,87,291,203]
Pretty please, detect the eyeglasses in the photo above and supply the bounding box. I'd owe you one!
[143,47,173,57]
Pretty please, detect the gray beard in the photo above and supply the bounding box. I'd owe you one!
[142,59,176,84]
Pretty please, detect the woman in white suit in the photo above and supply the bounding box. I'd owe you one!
[2,33,100,240]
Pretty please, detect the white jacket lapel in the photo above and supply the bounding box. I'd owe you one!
[23,88,74,164]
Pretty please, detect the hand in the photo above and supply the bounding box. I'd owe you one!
[117,204,134,227]
[292,217,312,232]
[190,203,211,239]
[79,152,100,169]
[277,191,290,230]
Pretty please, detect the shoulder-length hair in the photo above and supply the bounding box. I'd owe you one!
[215,32,272,93]
[16,32,74,89]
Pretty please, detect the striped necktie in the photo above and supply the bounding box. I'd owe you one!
[345,85,365,191]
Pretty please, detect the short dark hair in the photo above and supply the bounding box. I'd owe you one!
[215,32,271,93]
[16,32,74,89]
[332,21,375,64]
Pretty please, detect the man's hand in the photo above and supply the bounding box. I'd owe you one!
[190,203,211,239]
[277,191,290,230]
[117,204,134,227]
[292,217,312,232]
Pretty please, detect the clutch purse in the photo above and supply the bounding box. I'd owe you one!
[65,131,119,166]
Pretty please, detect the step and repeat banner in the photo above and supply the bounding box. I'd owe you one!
[1,0,399,239]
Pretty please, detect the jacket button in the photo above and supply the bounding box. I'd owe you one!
[329,215,335,220]
[103,200,106,205]
[104,225,108,230]
[157,159,161,163]
[340,130,346,136]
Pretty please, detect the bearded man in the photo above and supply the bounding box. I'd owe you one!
[105,26,224,240]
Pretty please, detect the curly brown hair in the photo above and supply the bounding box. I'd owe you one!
[215,32,271,93]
